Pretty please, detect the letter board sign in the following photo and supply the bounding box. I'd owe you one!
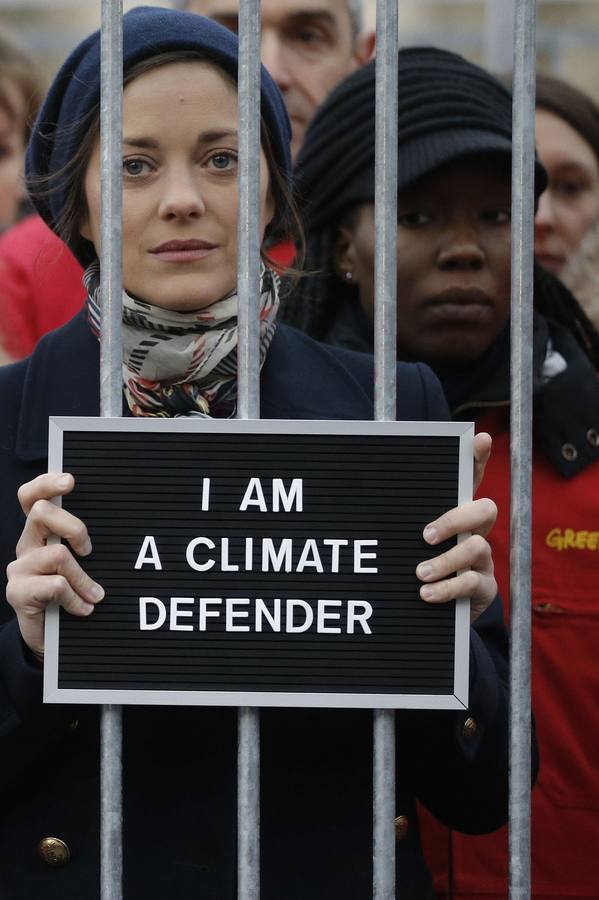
[44,418,473,709]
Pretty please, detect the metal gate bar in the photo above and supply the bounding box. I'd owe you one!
[236,1,263,898]
[99,1,124,899]
[373,2,399,898]
[509,1,536,898]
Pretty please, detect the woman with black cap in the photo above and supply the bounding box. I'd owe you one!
[283,47,599,899]
[0,11,508,897]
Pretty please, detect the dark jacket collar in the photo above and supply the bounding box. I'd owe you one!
[15,313,375,462]
[325,297,599,479]
[449,314,599,478]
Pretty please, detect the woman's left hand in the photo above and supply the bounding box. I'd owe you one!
[415,432,497,623]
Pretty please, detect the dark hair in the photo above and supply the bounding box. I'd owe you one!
[536,73,599,166]
[28,50,304,277]
[280,204,357,337]
[0,28,42,142]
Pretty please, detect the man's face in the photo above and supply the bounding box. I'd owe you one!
[187,0,370,158]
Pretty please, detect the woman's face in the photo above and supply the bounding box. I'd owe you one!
[534,108,599,276]
[80,61,275,311]
[0,80,26,230]
[335,156,512,372]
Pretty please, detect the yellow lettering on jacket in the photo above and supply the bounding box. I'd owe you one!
[545,528,599,551]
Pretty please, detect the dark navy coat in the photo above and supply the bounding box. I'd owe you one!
[0,313,511,899]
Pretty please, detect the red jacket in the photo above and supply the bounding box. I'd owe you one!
[0,214,85,360]
[420,317,599,898]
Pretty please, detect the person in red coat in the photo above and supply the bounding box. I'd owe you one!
[283,48,599,899]
[0,214,85,361]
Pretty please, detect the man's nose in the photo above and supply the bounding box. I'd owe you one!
[158,170,206,220]
[260,31,293,91]
[437,226,485,271]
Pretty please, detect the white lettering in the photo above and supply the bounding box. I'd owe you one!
[201,477,210,511]
[317,600,342,633]
[262,537,293,572]
[347,601,373,634]
[139,597,166,630]
[322,538,349,573]
[296,539,324,573]
[221,537,239,572]
[239,477,267,512]
[255,597,281,632]
[226,598,251,631]
[286,599,313,632]
[134,535,162,570]
[245,537,253,571]
[272,478,303,512]
[170,597,195,631]
[198,597,222,630]
[354,539,379,573]
[186,537,216,571]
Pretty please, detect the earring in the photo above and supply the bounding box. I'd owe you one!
[345,271,353,281]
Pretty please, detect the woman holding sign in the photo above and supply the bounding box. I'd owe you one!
[0,8,509,899]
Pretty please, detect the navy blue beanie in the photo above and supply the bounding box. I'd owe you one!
[26,6,292,266]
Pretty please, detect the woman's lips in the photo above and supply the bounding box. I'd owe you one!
[425,287,495,323]
[149,239,217,262]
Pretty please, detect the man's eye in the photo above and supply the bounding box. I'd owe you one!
[123,158,150,177]
[398,211,430,227]
[295,28,323,44]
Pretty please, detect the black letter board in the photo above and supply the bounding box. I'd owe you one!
[44,418,473,709]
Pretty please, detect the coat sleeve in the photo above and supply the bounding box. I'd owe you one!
[396,362,527,833]
[0,361,79,793]
[396,595,521,834]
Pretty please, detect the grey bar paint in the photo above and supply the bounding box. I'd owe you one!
[236,2,262,898]
[373,1,398,898]
[99,1,124,899]
[509,1,536,898]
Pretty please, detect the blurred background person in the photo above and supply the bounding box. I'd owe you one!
[179,0,375,160]
[282,49,599,900]
[535,73,599,328]
[0,28,40,232]
[0,30,85,364]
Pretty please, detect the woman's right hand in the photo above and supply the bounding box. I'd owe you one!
[5,473,105,662]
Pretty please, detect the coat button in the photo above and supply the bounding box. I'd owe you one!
[394,815,409,841]
[38,837,70,867]
[462,716,477,740]
[561,442,578,462]
[587,428,599,448]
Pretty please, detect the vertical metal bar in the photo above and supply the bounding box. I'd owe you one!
[237,2,262,899]
[373,2,398,899]
[99,2,123,899]
[509,1,536,898]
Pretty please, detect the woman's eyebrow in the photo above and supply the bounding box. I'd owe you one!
[123,137,160,149]
[123,130,238,149]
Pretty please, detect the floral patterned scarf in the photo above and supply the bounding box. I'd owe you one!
[84,261,280,418]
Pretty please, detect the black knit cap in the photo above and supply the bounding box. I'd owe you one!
[295,46,548,234]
